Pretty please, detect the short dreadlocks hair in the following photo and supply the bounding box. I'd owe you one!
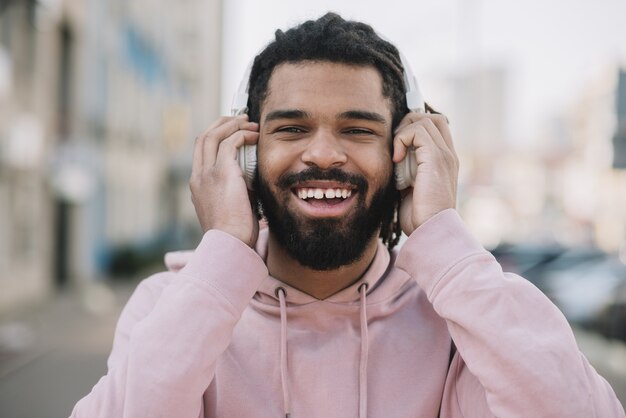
[248,12,408,250]
[247,12,410,131]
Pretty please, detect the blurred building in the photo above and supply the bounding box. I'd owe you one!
[442,65,513,248]
[0,0,222,314]
[556,66,626,252]
[439,63,626,252]
[100,0,222,268]
[487,65,626,251]
[0,0,58,313]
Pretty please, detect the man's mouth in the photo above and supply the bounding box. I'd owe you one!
[277,168,365,207]
[295,187,353,200]
[290,182,358,215]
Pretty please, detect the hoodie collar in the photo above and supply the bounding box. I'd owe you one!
[255,228,391,305]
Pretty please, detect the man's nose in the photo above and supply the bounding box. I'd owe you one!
[300,129,348,169]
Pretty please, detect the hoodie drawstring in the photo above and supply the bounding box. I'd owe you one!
[359,282,369,418]
[277,287,291,418]
[275,284,369,418]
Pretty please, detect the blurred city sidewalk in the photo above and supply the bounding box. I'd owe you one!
[0,279,137,418]
[0,280,625,418]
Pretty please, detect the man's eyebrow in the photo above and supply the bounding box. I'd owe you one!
[264,109,310,123]
[338,110,387,124]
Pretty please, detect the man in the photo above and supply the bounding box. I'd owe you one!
[72,13,624,417]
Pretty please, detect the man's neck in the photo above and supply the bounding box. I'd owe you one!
[266,232,379,300]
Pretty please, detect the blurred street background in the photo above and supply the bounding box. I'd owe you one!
[1,0,626,416]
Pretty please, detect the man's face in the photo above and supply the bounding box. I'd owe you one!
[255,61,396,270]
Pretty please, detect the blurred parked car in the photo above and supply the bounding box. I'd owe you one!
[492,244,626,342]
[594,279,626,342]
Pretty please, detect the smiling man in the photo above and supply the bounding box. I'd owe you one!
[256,62,399,295]
[71,13,624,418]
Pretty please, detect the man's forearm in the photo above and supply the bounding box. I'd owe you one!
[71,230,268,418]
[396,209,625,417]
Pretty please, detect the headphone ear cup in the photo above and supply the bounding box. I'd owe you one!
[394,150,417,190]
[238,144,257,190]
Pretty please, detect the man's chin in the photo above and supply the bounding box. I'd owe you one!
[283,227,371,271]
[266,208,375,270]
[293,217,352,239]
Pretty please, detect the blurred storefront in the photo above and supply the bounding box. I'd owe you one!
[0,0,223,314]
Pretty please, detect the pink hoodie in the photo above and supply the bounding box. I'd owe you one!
[71,210,624,417]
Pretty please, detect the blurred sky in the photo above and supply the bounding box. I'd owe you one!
[221,0,626,144]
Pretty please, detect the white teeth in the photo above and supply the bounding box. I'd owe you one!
[296,187,353,200]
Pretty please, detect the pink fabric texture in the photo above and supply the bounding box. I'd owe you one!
[71,210,625,417]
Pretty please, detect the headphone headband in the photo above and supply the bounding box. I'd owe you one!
[398,51,425,112]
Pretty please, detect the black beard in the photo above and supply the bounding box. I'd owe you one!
[254,166,396,271]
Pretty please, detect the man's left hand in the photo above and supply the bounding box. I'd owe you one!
[392,112,459,235]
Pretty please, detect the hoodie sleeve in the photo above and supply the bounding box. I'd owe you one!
[70,229,268,418]
[395,209,625,418]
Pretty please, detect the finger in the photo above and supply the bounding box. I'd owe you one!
[214,130,260,168]
[394,111,423,135]
[393,114,455,161]
[195,114,251,159]
[193,115,255,176]
[392,124,432,163]
[201,115,256,147]
[413,117,459,173]
[417,117,448,153]
[395,112,451,143]
[191,134,204,178]
[428,113,455,153]
[204,119,259,167]
[206,113,248,133]
[395,111,443,133]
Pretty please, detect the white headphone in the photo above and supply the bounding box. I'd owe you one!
[232,45,425,191]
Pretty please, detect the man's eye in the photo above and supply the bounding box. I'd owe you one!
[345,128,373,135]
[277,126,305,134]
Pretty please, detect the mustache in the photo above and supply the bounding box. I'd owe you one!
[276,167,368,191]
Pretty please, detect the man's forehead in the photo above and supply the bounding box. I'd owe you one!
[268,60,383,83]
[263,108,388,125]
[261,61,392,120]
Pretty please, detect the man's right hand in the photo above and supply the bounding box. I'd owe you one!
[190,114,260,247]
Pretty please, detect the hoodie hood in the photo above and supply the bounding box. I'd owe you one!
[164,227,409,306]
